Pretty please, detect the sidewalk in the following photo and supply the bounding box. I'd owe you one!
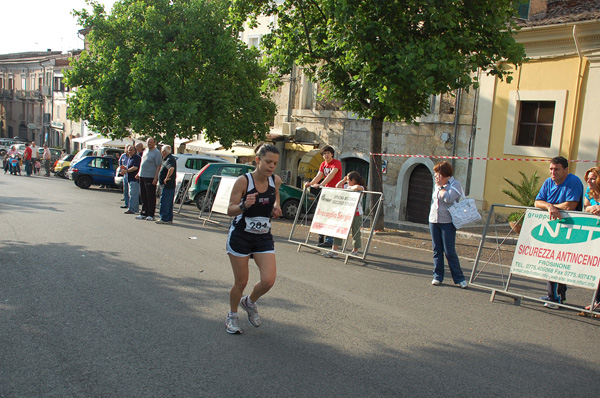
[271,217,519,262]
[183,206,519,263]
[371,220,518,261]
[383,219,519,244]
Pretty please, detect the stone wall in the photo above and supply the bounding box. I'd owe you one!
[271,67,479,226]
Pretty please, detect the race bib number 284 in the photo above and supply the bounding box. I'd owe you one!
[244,216,271,234]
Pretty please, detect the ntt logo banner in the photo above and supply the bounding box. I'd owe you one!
[530,215,600,245]
[510,210,600,290]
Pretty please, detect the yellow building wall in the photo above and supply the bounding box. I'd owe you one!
[482,56,584,210]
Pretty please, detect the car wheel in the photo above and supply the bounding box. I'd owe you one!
[195,191,213,211]
[76,175,92,189]
[59,167,69,178]
[282,199,300,220]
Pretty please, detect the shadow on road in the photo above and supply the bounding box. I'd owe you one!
[1,238,598,396]
[0,196,64,214]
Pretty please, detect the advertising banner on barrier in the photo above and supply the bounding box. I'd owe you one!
[510,210,600,290]
[211,177,237,215]
[309,188,360,239]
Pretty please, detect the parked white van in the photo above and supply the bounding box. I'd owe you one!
[174,153,228,178]
[173,153,227,204]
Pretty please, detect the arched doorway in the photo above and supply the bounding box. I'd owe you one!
[405,164,433,224]
[64,137,71,153]
[343,156,370,211]
[343,157,369,186]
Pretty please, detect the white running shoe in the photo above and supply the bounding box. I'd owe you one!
[135,215,145,220]
[225,313,242,334]
[146,216,155,221]
[458,280,468,289]
[431,279,441,286]
[322,251,338,258]
[240,295,260,327]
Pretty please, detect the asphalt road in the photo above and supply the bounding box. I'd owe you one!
[1,173,599,397]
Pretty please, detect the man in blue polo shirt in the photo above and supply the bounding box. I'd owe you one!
[534,156,583,309]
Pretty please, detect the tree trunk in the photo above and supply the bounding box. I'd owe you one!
[369,116,385,231]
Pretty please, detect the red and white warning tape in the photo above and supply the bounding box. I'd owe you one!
[370,153,599,163]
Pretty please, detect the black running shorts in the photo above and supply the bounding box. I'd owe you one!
[226,230,275,257]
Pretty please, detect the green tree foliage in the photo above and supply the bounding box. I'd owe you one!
[65,0,276,148]
[231,0,525,229]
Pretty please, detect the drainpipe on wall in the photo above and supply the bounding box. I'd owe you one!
[38,61,46,146]
[465,69,481,196]
[287,63,295,123]
[23,65,32,142]
[0,66,6,137]
[569,25,584,165]
[48,64,54,147]
[450,88,462,171]
[282,63,296,181]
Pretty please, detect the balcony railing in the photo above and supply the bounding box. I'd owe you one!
[15,90,43,100]
[0,89,13,99]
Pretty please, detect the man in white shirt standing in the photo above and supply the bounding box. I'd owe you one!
[135,137,162,221]
[30,142,39,174]
[42,144,52,177]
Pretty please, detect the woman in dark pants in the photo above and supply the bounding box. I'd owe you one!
[428,161,467,288]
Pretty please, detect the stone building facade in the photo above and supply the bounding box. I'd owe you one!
[0,50,84,151]
[261,64,478,227]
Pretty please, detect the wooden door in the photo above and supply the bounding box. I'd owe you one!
[405,164,433,224]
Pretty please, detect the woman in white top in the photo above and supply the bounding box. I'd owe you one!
[428,161,467,288]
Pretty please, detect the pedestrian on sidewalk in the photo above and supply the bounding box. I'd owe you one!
[30,142,39,174]
[7,146,20,175]
[135,142,145,207]
[534,156,583,309]
[118,146,131,209]
[123,146,141,215]
[23,143,33,176]
[578,166,600,316]
[135,137,161,221]
[583,166,600,216]
[155,145,176,224]
[3,151,8,173]
[323,171,365,258]
[42,144,52,177]
[225,144,282,334]
[305,145,342,248]
[428,161,468,289]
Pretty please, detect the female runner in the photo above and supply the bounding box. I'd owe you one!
[225,144,282,334]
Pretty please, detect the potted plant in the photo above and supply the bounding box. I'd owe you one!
[507,211,525,233]
[501,171,541,234]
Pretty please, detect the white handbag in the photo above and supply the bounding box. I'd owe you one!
[447,186,481,229]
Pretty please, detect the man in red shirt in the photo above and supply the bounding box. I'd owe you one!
[23,143,33,176]
[307,145,342,247]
